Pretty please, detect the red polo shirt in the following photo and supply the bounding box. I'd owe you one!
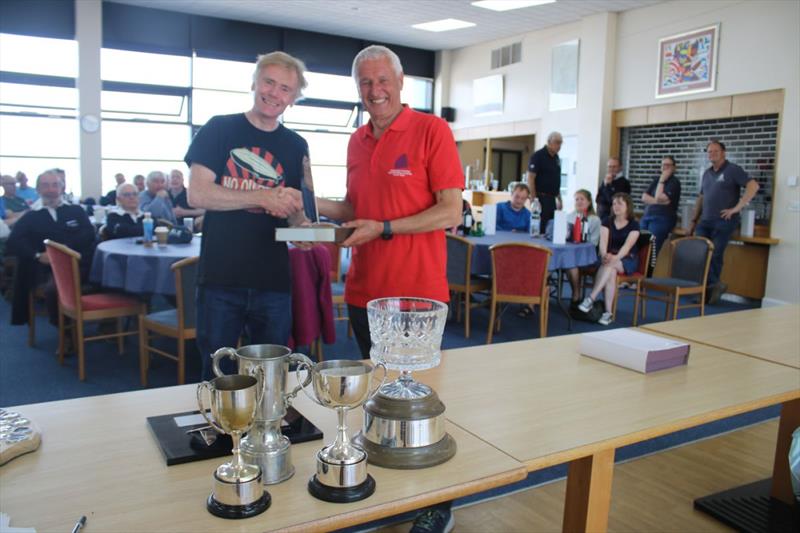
[345,106,464,308]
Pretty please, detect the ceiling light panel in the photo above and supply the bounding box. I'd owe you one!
[472,0,557,12]
[412,18,477,32]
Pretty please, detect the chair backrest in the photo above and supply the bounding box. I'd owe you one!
[670,236,714,284]
[318,242,341,283]
[445,233,473,287]
[171,256,199,329]
[44,239,82,312]
[634,231,654,276]
[490,243,552,299]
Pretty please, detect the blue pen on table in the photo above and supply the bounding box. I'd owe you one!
[71,515,86,533]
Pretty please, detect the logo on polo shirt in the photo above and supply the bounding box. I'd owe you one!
[388,154,412,177]
[716,173,725,182]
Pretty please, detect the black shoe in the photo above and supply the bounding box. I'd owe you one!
[516,305,534,318]
[410,507,454,533]
[706,282,727,305]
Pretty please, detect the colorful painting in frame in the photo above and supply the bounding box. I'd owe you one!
[656,24,719,98]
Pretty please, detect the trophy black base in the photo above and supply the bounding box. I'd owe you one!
[206,493,271,519]
[354,432,457,470]
[307,474,376,503]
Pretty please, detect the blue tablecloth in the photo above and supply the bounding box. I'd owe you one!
[468,231,597,275]
[90,237,201,295]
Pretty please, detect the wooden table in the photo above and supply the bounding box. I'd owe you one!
[0,385,526,533]
[421,331,800,532]
[641,305,800,369]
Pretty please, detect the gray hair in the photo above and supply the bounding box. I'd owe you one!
[146,170,165,185]
[547,131,563,144]
[116,182,137,197]
[36,169,64,188]
[253,51,308,99]
[352,45,403,81]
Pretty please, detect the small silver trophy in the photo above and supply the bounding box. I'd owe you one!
[196,374,270,518]
[297,360,386,502]
[212,344,314,485]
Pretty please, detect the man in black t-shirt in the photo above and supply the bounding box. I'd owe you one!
[527,131,563,233]
[596,157,631,220]
[185,51,306,379]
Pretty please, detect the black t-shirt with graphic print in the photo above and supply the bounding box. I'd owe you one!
[184,113,308,290]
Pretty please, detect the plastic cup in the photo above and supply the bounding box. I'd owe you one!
[155,226,169,247]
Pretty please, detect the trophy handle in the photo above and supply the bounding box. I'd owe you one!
[211,347,238,377]
[251,366,266,408]
[368,362,388,400]
[295,361,324,406]
[286,352,315,407]
[196,381,225,434]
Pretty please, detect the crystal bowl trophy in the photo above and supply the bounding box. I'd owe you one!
[212,344,313,484]
[197,374,270,518]
[297,360,386,502]
[354,297,457,469]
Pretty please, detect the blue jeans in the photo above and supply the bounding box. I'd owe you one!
[695,217,738,286]
[640,214,676,257]
[196,285,292,380]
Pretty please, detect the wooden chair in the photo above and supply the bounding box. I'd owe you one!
[45,239,145,381]
[487,243,552,344]
[138,256,198,386]
[634,236,713,325]
[611,231,654,322]
[446,233,490,338]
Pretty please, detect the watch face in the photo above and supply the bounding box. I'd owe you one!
[81,114,100,133]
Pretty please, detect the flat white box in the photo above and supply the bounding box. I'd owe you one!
[275,225,354,243]
[579,328,690,373]
[552,210,567,244]
[483,204,497,235]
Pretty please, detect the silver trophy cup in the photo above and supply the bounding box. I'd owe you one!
[212,344,313,484]
[197,374,270,518]
[298,359,386,503]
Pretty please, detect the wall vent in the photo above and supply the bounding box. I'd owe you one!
[491,42,521,69]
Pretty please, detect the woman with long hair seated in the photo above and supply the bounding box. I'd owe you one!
[578,192,639,326]
[566,189,601,306]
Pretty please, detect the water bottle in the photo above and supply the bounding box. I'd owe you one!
[581,215,589,243]
[142,212,154,244]
[530,198,541,237]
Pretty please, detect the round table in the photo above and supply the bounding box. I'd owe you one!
[90,237,201,295]
[467,231,598,275]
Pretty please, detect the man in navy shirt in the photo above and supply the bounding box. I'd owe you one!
[688,140,759,304]
[596,157,631,220]
[527,131,562,234]
[495,183,531,232]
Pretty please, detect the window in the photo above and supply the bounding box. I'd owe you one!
[192,89,251,126]
[102,91,187,122]
[0,157,82,196]
[101,48,191,87]
[99,161,189,197]
[283,105,357,133]
[193,56,254,92]
[402,76,433,111]
[102,121,191,161]
[303,72,359,102]
[0,82,77,117]
[0,33,77,78]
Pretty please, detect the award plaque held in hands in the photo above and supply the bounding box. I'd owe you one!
[275,156,354,243]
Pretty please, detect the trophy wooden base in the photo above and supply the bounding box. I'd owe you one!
[206,492,270,519]
[307,474,376,503]
[275,225,354,243]
[354,432,457,470]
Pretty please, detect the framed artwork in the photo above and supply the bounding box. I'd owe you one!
[656,24,719,98]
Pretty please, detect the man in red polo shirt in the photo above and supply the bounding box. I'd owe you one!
[317,45,463,362]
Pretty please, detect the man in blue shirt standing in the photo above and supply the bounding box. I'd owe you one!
[496,183,531,232]
[688,140,759,304]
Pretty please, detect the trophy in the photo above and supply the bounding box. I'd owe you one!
[297,359,386,502]
[212,344,314,484]
[354,297,457,469]
[197,374,270,518]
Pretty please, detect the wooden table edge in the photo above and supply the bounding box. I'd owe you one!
[270,465,529,533]
[520,389,800,472]
[639,325,800,370]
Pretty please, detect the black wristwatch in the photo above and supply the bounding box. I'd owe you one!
[381,220,393,240]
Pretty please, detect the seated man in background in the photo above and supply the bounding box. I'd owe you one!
[139,170,176,225]
[167,169,204,226]
[495,183,531,232]
[1,174,30,216]
[133,174,145,193]
[104,183,144,239]
[6,169,96,325]
[100,173,126,206]
[15,171,38,206]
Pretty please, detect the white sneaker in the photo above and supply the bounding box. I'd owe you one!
[578,297,594,313]
[598,312,613,326]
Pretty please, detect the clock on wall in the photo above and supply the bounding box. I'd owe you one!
[80,114,100,133]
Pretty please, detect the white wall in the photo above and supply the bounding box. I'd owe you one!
[614,0,800,304]
[443,0,800,304]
